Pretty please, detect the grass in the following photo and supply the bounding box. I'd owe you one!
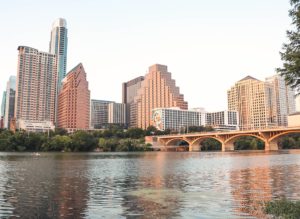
[264,199,300,219]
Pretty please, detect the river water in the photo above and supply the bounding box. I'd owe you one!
[0,151,299,218]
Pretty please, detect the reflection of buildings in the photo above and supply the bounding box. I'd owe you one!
[229,155,300,218]
[3,155,89,218]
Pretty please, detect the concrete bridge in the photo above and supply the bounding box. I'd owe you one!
[145,127,300,151]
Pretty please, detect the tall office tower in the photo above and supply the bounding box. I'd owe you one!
[15,46,57,124]
[122,76,144,127]
[265,75,296,126]
[108,102,126,125]
[90,100,114,129]
[227,76,276,130]
[49,18,68,90]
[4,76,16,128]
[133,64,188,129]
[57,63,90,132]
[1,91,6,118]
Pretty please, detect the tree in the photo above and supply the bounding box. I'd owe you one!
[277,0,300,91]
[70,131,97,151]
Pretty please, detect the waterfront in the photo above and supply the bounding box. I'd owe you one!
[0,151,299,218]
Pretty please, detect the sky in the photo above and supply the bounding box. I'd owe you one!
[0,0,292,111]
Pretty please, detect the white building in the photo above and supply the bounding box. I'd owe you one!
[108,103,126,125]
[152,107,238,131]
[17,120,55,132]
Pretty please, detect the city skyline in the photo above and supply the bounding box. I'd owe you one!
[0,0,291,111]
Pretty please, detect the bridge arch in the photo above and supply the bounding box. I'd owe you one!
[165,138,190,146]
[190,137,223,152]
[268,131,300,143]
[224,134,266,151]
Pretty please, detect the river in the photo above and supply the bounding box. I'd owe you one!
[0,150,299,218]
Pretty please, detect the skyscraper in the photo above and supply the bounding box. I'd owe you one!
[265,74,296,126]
[49,18,68,90]
[15,46,57,124]
[57,63,90,132]
[132,64,188,129]
[1,91,6,118]
[227,76,276,130]
[4,76,16,128]
[122,76,144,127]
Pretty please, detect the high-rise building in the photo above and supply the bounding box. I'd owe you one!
[265,75,296,126]
[49,18,68,90]
[108,102,126,125]
[132,64,188,129]
[90,100,114,129]
[228,76,276,130]
[122,76,144,126]
[15,46,57,124]
[1,91,6,118]
[57,63,90,132]
[4,76,16,128]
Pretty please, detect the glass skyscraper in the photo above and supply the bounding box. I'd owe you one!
[49,18,68,90]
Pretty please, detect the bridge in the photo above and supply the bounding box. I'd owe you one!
[145,127,300,151]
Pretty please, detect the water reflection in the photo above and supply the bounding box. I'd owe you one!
[0,151,298,218]
[0,154,89,218]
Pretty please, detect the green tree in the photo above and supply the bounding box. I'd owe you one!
[43,135,72,151]
[277,0,300,90]
[70,131,97,151]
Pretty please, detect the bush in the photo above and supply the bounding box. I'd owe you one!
[264,199,300,219]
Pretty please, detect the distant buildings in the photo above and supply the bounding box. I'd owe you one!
[49,18,68,90]
[4,76,16,128]
[152,108,239,131]
[228,75,295,130]
[122,76,144,127]
[90,100,114,129]
[108,102,126,125]
[129,64,188,129]
[57,63,90,132]
[15,46,57,125]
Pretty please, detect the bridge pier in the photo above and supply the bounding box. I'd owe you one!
[222,142,234,151]
[189,144,201,152]
[265,140,278,151]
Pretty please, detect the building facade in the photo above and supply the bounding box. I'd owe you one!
[15,46,57,124]
[206,110,239,131]
[4,76,16,128]
[16,119,55,132]
[90,100,114,129]
[152,108,239,131]
[265,75,296,126]
[49,18,68,90]
[1,91,6,118]
[57,63,90,132]
[132,64,188,129]
[122,76,144,127]
[108,102,126,125]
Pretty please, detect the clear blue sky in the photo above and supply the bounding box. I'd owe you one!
[0,0,292,111]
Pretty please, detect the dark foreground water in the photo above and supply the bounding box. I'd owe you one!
[0,151,299,218]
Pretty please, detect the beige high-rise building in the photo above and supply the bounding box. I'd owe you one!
[15,46,57,124]
[228,76,276,130]
[57,63,90,132]
[132,64,188,129]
